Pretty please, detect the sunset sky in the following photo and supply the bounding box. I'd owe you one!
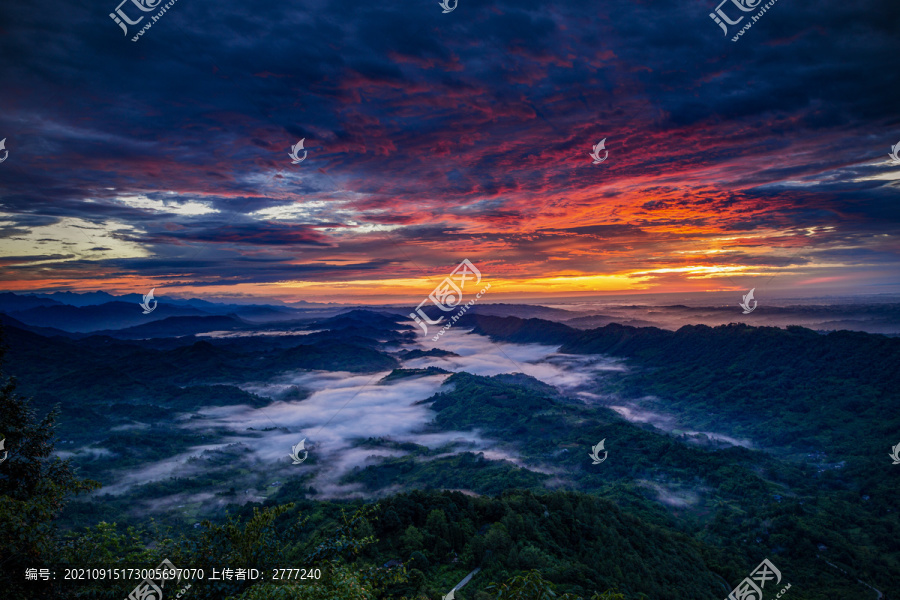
[1,0,899,304]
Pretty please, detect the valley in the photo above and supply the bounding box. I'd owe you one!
[2,295,898,599]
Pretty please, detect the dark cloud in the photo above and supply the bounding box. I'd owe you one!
[0,0,898,294]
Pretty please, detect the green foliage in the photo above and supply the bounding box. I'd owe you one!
[369,490,723,599]
[485,570,626,600]
[60,521,155,566]
[378,367,450,384]
[151,504,304,599]
[486,570,560,600]
[401,525,425,555]
[306,505,379,563]
[430,372,558,429]
[226,559,411,600]
[559,322,900,457]
[0,338,100,598]
[4,320,900,600]
[227,563,374,600]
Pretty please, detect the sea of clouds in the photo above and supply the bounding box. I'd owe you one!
[99,327,625,500]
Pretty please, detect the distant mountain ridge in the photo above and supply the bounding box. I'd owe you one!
[6,301,209,333]
[30,290,126,306]
[91,315,249,339]
[0,291,320,331]
[0,292,65,312]
[0,291,588,334]
[0,312,78,338]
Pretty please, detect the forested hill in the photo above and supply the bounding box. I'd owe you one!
[365,489,728,599]
[464,315,900,454]
[464,315,900,378]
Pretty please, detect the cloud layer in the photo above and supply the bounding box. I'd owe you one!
[1,0,899,300]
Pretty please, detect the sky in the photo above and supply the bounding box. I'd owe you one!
[0,0,899,304]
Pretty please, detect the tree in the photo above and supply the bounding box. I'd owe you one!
[401,525,424,555]
[425,509,451,540]
[0,334,100,598]
[485,570,558,600]
[485,570,627,600]
[382,509,403,532]
[409,551,430,572]
[226,506,410,600]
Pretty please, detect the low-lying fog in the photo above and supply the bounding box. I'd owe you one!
[87,325,754,512]
[94,328,627,502]
[604,403,753,449]
[545,293,900,335]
